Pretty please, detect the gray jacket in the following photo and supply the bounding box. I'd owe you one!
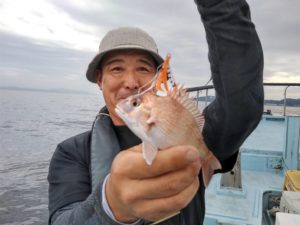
[48,0,264,224]
[49,112,206,225]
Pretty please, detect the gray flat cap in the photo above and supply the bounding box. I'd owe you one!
[86,27,164,83]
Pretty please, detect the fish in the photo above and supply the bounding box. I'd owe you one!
[115,84,222,187]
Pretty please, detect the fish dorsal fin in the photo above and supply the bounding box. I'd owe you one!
[169,85,205,130]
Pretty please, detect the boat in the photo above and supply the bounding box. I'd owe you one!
[187,83,300,225]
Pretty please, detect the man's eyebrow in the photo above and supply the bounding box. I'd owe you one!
[103,58,124,66]
[137,58,155,67]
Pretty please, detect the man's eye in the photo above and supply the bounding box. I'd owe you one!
[111,67,123,72]
[137,67,151,73]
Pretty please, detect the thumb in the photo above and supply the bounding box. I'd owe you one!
[128,143,142,153]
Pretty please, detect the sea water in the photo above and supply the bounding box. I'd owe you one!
[0,89,299,225]
[0,90,103,225]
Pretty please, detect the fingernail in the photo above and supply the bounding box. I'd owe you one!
[186,149,199,162]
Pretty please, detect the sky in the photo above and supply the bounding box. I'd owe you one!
[0,0,299,99]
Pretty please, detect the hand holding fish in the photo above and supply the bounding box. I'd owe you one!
[105,144,201,222]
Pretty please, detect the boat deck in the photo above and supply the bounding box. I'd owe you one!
[205,170,283,225]
[204,115,299,225]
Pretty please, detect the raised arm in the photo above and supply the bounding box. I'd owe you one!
[194,0,264,170]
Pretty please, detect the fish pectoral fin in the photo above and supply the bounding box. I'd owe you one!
[146,108,158,125]
[201,152,222,187]
[142,141,158,166]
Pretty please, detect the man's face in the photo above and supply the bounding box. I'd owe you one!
[96,50,156,125]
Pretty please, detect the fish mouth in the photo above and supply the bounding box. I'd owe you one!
[116,98,131,113]
[115,100,126,116]
[115,99,133,121]
[115,104,138,127]
[114,106,123,118]
[115,106,127,123]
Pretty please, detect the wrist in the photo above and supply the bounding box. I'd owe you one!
[105,176,139,223]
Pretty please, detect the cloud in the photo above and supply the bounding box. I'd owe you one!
[265,72,300,83]
[263,53,300,83]
[0,0,100,51]
[0,0,299,99]
[249,0,300,53]
[248,0,300,86]
[0,32,98,93]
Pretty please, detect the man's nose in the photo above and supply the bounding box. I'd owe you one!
[124,72,139,90]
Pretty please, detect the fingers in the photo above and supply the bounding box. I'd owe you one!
[121,145,200,179]
[130,161,200,199]
[133,177,200,222]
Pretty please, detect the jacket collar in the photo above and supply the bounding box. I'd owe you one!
[90,107,120,192]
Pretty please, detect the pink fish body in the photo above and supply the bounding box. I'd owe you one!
[115,86,221,187]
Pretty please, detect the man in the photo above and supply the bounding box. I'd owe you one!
[48,0,264,224]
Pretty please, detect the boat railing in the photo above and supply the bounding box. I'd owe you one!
[187,83,300,116]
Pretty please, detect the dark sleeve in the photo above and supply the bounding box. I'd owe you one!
[48,132,123,225]
[194,0,264,171]
[48,131,91,220]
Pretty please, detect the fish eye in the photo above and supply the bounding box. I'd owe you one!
[131,98,141,107]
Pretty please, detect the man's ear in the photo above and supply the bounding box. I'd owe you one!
[95,70,102,90]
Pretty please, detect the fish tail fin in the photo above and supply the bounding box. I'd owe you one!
[201,152,222,187]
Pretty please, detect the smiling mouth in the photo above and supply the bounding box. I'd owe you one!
[118,91,139,100]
